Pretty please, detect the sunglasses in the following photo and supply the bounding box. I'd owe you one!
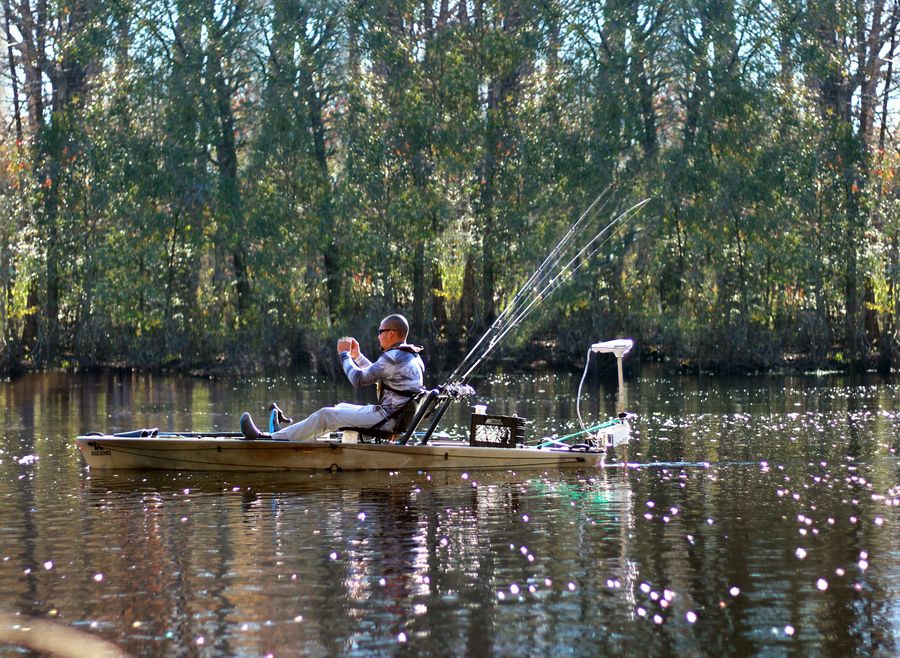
[377,328,393,335]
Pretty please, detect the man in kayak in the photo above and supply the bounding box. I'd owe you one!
[239,314,425,441]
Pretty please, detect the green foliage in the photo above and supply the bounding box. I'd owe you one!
[0,0,897,374]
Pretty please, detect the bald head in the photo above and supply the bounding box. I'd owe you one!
[380,314,409,340]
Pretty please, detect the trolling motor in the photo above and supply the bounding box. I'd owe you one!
[576,339,634,450]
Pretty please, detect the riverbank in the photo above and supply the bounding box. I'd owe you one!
[4,339,894,382]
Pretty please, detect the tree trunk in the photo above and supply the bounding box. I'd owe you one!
[2,0,21,141]
[431,258,447,342]
[165,0,206,346]
[627,4,658,163]
[208,26,249,322]
[16,0,47,362]
[878,2,898,152]
[413,241,425,337]
[457,254,478,351]
[878,4,900,371]
[808,0,888,369]
[298,38,339,324]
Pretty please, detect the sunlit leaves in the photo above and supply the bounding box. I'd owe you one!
[0,0,897,372]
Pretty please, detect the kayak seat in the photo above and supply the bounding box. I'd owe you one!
[339,392,424,444]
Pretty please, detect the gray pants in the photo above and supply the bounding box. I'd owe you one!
[272,403,390,442]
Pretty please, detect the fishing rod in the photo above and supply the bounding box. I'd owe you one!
[463,200,646,382]
[452,198,649,385]
[494,186,614,320]
[499,199,649,336]
[409,194,649,446]
[444,188,614,385]
[445,187,615,385]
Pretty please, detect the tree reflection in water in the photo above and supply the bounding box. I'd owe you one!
[0,370,897,655]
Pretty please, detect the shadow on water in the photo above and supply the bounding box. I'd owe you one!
[0,368,898,655]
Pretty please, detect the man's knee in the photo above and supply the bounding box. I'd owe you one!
[318,406,340,418]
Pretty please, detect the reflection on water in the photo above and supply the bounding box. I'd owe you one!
[0,368,898,655]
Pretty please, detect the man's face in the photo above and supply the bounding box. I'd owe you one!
[377,323,396,351]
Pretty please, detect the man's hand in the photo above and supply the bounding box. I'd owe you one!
[337,337,361,359]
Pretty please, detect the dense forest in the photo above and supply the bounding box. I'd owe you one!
[0,0,898,376]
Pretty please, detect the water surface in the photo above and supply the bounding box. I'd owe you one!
[0,368,898,655]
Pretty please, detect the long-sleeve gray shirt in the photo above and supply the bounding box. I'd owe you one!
[341,345,425,414]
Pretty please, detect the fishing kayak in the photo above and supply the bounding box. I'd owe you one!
[74,426,627,473]
[75,339,634,474]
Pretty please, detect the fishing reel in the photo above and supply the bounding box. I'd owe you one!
[444,383,476,400]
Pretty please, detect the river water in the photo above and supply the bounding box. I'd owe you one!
[0,368,898,656]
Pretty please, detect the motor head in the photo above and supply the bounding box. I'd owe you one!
[590,338,633,358]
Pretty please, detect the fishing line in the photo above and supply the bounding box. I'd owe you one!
[450,195,637,384]
[454,198,649,384]
[501,199,648,333]
[446,187,615,384]
[455,202,642,383]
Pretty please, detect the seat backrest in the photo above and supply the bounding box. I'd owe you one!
[395,388,441,445]
[393,396,421,434]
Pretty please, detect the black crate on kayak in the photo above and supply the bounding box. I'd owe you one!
[469,414,526,448]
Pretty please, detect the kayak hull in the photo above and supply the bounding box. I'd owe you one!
[76,435,605,472]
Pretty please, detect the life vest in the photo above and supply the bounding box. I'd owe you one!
[371,343,425,432]
[375,343,425,404]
